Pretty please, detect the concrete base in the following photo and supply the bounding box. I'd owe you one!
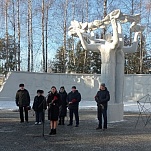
[108,103,123,122]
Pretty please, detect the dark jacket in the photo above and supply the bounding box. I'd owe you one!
[95,87,110,107]
[15,89,30,107]
[47,91,61,120]
[67,90,81,110]
[59,90,67,117]
[32,95,47,112]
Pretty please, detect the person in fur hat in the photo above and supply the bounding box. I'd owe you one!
[32,90,47,125]
[15,84,30,123]
[67,86,81,127]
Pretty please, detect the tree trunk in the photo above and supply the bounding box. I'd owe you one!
[45,5,48,73]
[17,0,20,71]
[62,0,68,73]
[27,0,31,72]
[83,0,89,73]
[5,0,9,71]
[72,1,75,72]
[42,0,45,72]
[103,0,107,39]
[12,0,17,71]
[30,0,33,72]
[139,0,143,73]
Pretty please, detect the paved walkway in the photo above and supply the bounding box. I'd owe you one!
[0,109,151,151]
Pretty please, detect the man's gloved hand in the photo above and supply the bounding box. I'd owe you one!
[100,104,104,109]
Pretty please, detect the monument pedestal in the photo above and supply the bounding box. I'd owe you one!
[108,103,123,122]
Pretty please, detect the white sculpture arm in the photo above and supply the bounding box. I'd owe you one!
[123,32,140,53]
[82,32,106,44]
[109,18,119,49]
[76,29,100,52]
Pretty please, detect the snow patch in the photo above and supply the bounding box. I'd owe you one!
[0,100,139,112]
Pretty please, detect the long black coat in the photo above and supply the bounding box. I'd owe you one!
[32,95,47,112]
[95,87,110,121]
[47,92,61,121]
[15,89,30,107]
[95,87,110,108]
[59,90,67,117]
[67,90,81,110]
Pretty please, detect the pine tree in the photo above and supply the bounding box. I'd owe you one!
[124,33,147,74]
[74,41,85,73]
[0,35,18,72]
[52,46,67,73]
[90,52,101,74]
[66,37,75,73]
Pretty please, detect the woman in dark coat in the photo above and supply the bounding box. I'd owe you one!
[32,90,47,125]
[47,86,61,135]
[58,86,67,125]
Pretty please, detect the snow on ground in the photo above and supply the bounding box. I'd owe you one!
[123,102,139,112]
[0,100,139,112]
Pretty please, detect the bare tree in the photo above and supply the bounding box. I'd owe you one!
[45,5,48,72]
[103,0,107,39]
[12,0,17,71]
[83,0,89,73]
[139,0,143,73]
[42,0,45,72]
[5,0,9,71]
[17,0,20,71]
[30,1,33,72]
[62,0,68,73]
[71,0,75,68]
[27,0,33,72]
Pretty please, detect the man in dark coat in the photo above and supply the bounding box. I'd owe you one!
[47,86,61,135]
[15,84,30,123]
[95,83,110,130]
[67,86,81,127]
[32,90,47,125]
[58,86,67,125]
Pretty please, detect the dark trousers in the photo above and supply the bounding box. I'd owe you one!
[59,117,65,125]
[69,108,79,125]
[19,106,28,122]
[35,111,43,122]
[97,105,107,129]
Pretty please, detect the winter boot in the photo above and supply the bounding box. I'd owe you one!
[53,129,56,135]
[62,117,65,125]
[96,124,102,130]
[58,118,61,125]
[49,129,54,135]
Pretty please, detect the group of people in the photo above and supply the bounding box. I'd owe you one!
[15,83,110,135]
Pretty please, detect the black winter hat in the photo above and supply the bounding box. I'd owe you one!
[37,90,41,93]
[101,83,105,87]
[19,84,24,87]
[37,89,44,94]
[72,86,76,89]
[60,86,65,89]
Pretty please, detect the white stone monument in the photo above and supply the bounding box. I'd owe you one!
[68,9,144,121]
